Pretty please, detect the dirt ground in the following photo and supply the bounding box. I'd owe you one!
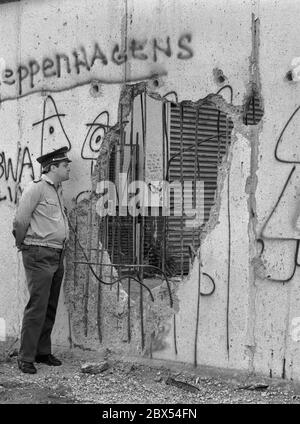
[0,348,300,404]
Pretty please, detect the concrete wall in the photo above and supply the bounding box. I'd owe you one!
[1,0,300,382]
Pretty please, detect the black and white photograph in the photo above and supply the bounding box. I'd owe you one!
[0,0,299,411]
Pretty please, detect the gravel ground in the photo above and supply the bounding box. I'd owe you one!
[0,348,300,404]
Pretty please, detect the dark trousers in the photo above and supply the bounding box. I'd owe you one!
[19,245,64,362]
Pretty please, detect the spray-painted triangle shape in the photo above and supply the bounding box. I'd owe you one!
[33,95,71,155]
[275,106,300,163]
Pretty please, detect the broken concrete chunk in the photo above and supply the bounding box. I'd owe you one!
[81,361,109,375]
[165,377,200,393]
[239,383,269,391]
[8,348,19,358]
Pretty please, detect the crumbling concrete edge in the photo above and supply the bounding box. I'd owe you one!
[244,14,263,374]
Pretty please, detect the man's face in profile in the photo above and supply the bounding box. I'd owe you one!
[54,161,71,182]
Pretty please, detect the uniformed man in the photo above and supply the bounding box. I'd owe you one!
[13,146,71,374]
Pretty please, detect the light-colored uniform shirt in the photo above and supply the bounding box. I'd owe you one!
[13,174,69,249]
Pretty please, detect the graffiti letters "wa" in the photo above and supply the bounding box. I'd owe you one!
[0,147,35,203]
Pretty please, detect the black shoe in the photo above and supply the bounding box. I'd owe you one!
[35,354,62,366]
[18,359,37,374]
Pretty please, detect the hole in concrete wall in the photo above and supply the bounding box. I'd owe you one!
[89,81,102,97]
[213,68,227,85]
[68,86,234,349]
[243,89,264,125]
[100,92,234,278]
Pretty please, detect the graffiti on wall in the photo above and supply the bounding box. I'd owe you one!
[32,95,72,155]
[259,106,300,282]
[0,95,72,204]
[81,111,110,175]
[1,34,193,99]
[0,147,35,204]
[256,106,300,380]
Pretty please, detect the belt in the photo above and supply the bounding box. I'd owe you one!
[50,247,64,252]
[23,244,64,252]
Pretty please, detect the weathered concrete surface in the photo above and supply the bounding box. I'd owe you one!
[1,0,300,384]
[126,0,253,104]
[253,0,300,381]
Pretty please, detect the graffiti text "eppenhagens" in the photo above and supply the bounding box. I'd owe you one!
[1,34,193,96]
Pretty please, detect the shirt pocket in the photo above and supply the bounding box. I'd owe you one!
[45,198,58,207]
[42,197,61,219]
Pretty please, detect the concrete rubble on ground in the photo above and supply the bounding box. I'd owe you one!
[81,361,110,375]
[0,349,300,404]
